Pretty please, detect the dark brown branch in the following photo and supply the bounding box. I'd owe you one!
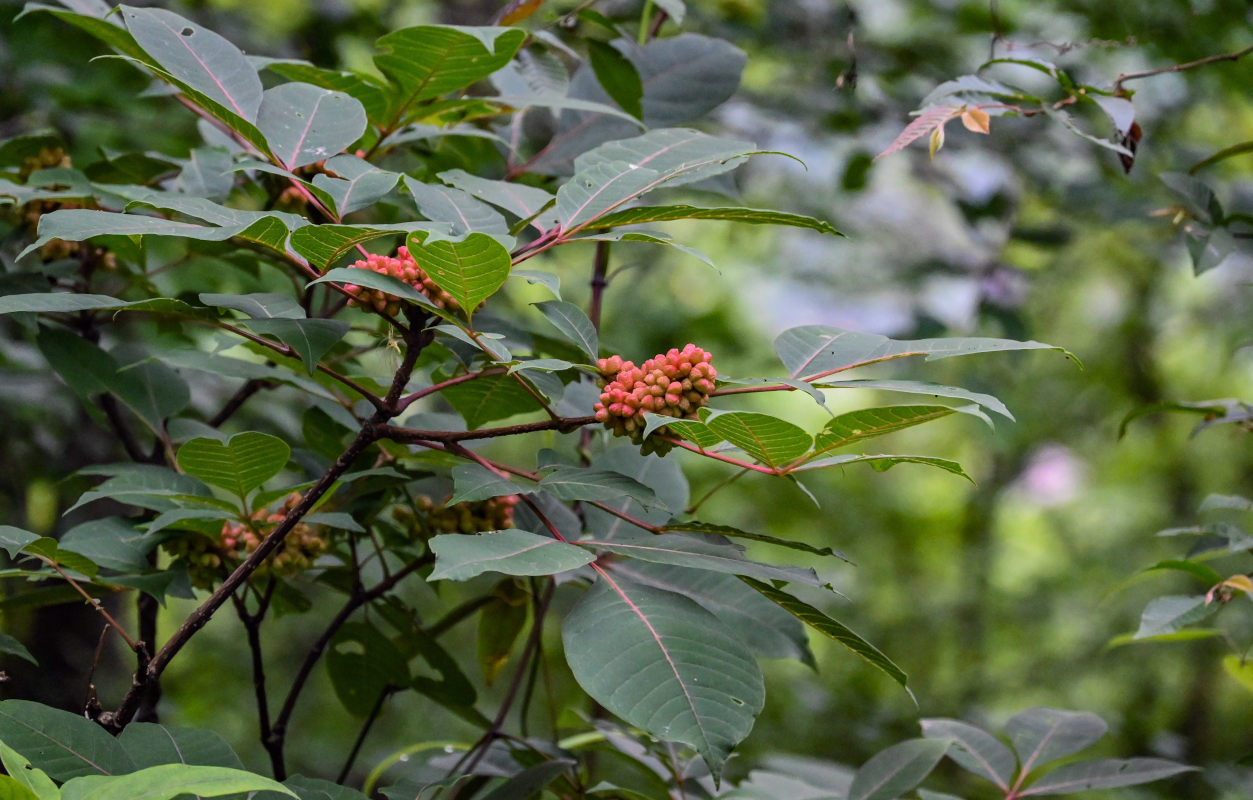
[234,589,281,778]
[588,241,610,333]
[337,685,396,784]
[1114,44,1253,92]
[377,416,596,445]
[97,393,151,463]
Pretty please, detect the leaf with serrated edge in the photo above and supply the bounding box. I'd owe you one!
[741,578,909,690]
[562,575,763,780]
[429,530,594,581]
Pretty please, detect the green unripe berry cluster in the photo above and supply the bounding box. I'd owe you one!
[413,494,520,536]
[164,493,330,589]
[594,344,717,454]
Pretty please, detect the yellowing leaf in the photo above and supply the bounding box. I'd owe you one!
[960,107,991,134]
[928,124,946,160]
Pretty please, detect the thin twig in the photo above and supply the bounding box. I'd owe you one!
[337,685,395,784]
[377,416,596,445]
[1114,44,1253,93]
[42,558,139,651]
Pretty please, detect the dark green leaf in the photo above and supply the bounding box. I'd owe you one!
[1134,595,1217,639]
[539,466,667,510]
[563,576,764,780]
[796,453,971,481]
[200,292,304,319]
[588,40,643,120]
[448,464,531,505]
[291,223,442,270]
[0,700,136,780]
[593,205,841,236]
[661,521,848,561]
[0,527,40,559]
[480,760,576,800]
[119,6,262,121]
[326,622,410,717]
[313,155,400,216]
[920,718,1015,790]
[742,578,909,690]
[849,738,950,800]
[404,179,509,237]
[580,530,820,586]
[610,561,815,665]
[534,300,598,361]
[437,169,554,222]
[1019,758,1196,796]
[429,530,594,581]
[1145,560,1225,586]
[264,60,389,123]
[442,373,546,429]
[59,518,154,573]
[0,739,57,800]
[1006,708,1107,773]
[257,83,367,170]
[118,724,244,770]
[0,633,37,666]
[244,319,350,375]
[817,378,1014,420]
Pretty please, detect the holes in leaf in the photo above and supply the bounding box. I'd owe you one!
[181,27,194,36]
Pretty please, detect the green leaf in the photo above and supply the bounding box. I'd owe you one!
[0,700,136,780]
[480,760,577,800]
[588,40,643,120]
[849,738,950,800]
[200,292,304,319]
[119,6,262,121]
[19,209,265,261]
[291,223,444,270]
[556,129,755,232]
[661,521,848,561]
[592,205,841,236]
[1145,560,1225,586]
[0,293,197,317]
[117,724,243,770]
[580,530,820,586]
[817,378,1014,420]
[374,26,526,121]
[741,578,909,690]
[1,741,57,800]
[309,266,440,313]
[405,232,512,318]
[0,527,40,559]
[176,432,291,501]
[534,300,598,361]
[775,325,1073,380]
[641,414,724,449]
[477,592,527,685]
[313,155,400,216]
[244,319,350,376]
[794,453,971,481]
[562,575,764,781]
[610,561,815,665]
[1134,595,1217,639]
[67,465,212,514]
[264,60,389,124]
[429,530,595,581]
[270,775,371,800]
[448,464,530,505]
[703,411,813,469]
[326,622,410,717]
[404,179,509,237]
[59,518,154,573]
[257,83,367,170]
[441,373,546,429]
[36,329,189,436]
[814,406,960,452]
[539,466,667,510]
[920,718,1015,791]
[59,764,295,800]
[0,634,37,666]
[437,169,554,222]
[1018,758,1196,796]
[1006,708,1107,774]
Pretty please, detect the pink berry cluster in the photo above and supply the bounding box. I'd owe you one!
[164,493,330,589]
[594,344,717,454]
[343,246,460,316]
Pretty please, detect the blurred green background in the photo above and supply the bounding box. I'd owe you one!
[2,0,1252,797]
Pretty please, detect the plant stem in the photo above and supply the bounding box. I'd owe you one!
[1114,44,1253,92]
[337,685,395,784]
[42,558,140,652]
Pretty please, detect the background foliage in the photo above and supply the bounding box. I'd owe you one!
[1,0,1252,799]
